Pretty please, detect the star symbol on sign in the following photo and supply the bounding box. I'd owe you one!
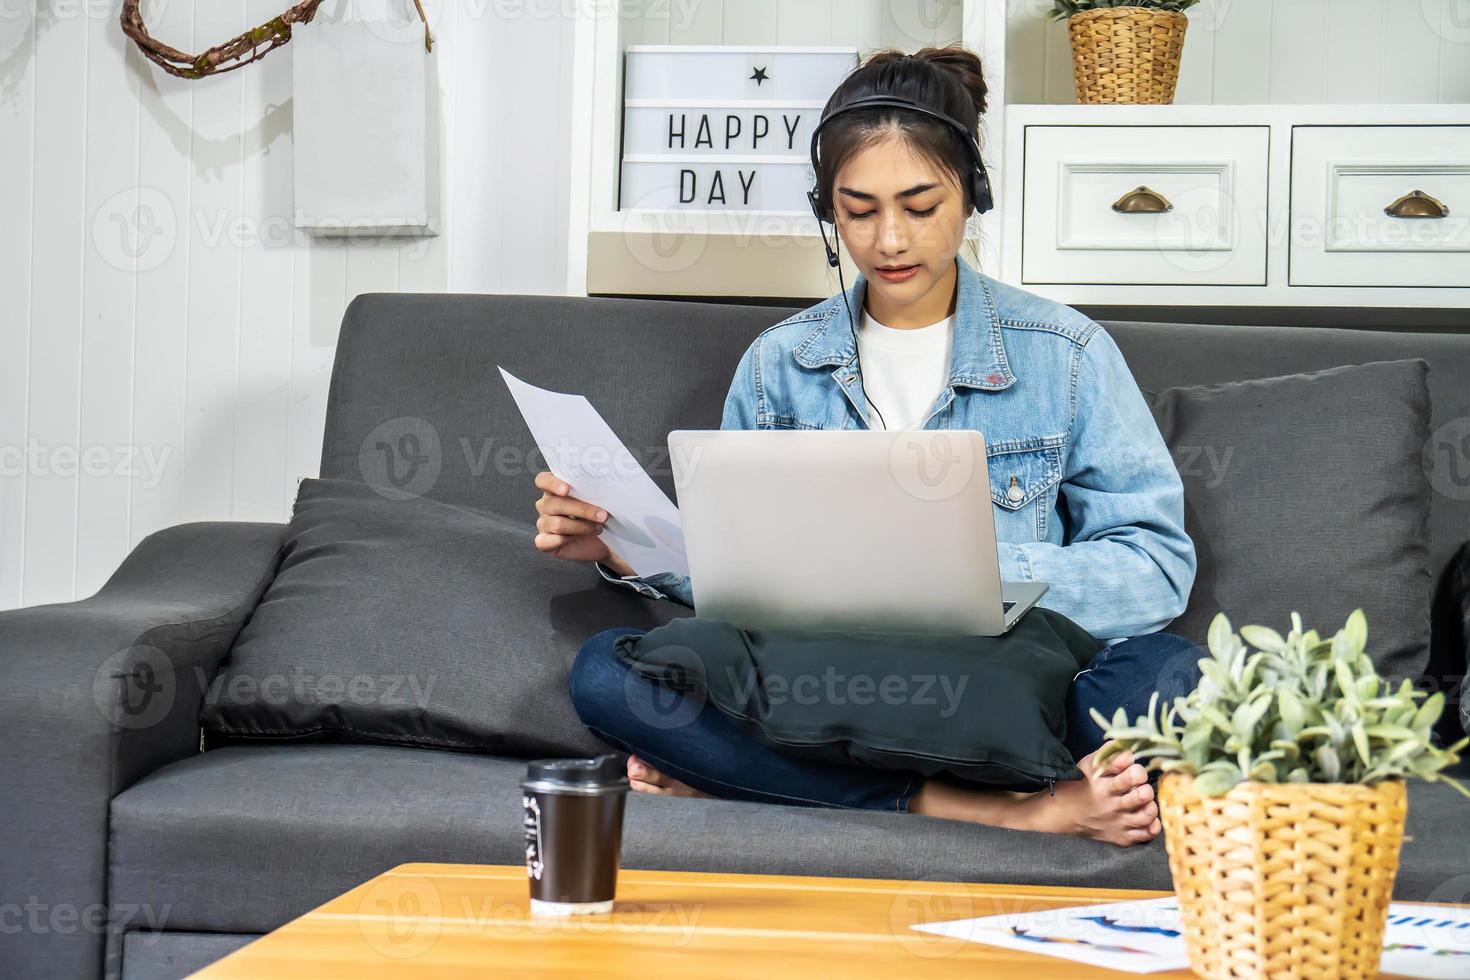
[750,66,769,85]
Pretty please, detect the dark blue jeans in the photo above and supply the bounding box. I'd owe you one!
[568,626,1205,813]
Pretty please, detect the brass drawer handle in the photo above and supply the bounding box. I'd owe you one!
[1111,185,1173,213]
[1384,189,1449,218]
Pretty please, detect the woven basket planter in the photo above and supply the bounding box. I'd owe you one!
[1067,7,1189,104]
[1157,772,1408,979]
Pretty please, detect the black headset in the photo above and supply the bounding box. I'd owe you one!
[803,93,994,431]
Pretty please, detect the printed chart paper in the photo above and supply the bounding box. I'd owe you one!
[912,895,1470,977]
[499,367,688,578]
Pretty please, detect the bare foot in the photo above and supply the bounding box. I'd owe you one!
[626,755,714,799]
[910,742,1161,847]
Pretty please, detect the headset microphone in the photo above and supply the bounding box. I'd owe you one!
[806,189,841,269]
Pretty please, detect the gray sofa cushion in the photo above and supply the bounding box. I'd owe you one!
[1146,359,1432,681]
[120,933,258,980]
[106,743,1470,939]
[200,478,690,757]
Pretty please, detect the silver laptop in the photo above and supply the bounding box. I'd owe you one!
[666,429,1049,636]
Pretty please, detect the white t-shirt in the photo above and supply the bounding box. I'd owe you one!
[855,307,955,430]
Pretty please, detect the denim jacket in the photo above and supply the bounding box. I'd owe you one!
[597,256,1196,644]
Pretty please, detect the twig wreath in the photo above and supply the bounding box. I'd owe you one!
[120,0,431,79]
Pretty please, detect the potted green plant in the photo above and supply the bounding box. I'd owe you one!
[1048,1,1202,104]
[1095,609,1468,979]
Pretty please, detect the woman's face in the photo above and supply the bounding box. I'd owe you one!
[831,132,968,314]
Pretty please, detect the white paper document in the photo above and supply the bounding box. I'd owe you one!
[498,367,688,579]
[912,895,1470,977]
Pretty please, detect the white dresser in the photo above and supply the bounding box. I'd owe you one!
[1001,104,1470,309]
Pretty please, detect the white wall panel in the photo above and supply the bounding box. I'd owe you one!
[24,2,86,607]
[0,3,37,611]
[1008,0,1470,105]
[235,0,297,525]
[75,2,142,597]
[0,0,577,610]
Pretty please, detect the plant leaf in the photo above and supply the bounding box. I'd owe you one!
[1194,767,1241,796]
[1277,686,1304,733]
[1315,745,1341,780]
[1414,692,1445,732]
[1342,607,1368,655]
[1240,625,1285,653]
[1207,612,1234,659]
[1352,722,1371,767]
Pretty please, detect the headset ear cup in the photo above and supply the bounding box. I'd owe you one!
[972,167,993,215]
[805,187,831,224]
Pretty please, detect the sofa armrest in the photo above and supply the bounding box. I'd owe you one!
[0,521,286,980]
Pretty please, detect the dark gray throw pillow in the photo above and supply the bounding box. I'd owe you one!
[201,477,691,756]
[611,608,1103,792]
[1145,359,1432,682]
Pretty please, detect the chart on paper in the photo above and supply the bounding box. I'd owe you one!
[912,895,1470,978]
[499,367,689,579]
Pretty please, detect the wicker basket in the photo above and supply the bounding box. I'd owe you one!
[1157,772,1408,979]
[1067,7,1189,104]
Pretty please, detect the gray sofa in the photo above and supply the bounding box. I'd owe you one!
[4,291,1469,980]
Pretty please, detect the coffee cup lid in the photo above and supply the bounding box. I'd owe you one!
[522,754,629,794]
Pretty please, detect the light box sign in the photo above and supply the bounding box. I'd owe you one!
[619,45,858,214]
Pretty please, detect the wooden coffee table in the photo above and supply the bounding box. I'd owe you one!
[192,862,1200,978]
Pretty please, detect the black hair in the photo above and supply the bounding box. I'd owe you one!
[811,44,991,220]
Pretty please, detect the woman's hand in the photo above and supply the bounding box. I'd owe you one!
[533,470,632,574]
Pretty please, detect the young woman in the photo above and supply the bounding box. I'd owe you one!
[531,45,1201,847]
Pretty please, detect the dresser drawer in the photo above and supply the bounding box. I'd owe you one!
[1289,125,1470,288]
[1021,125,1270,286]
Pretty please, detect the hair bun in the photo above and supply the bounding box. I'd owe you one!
[912,44,989,119]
